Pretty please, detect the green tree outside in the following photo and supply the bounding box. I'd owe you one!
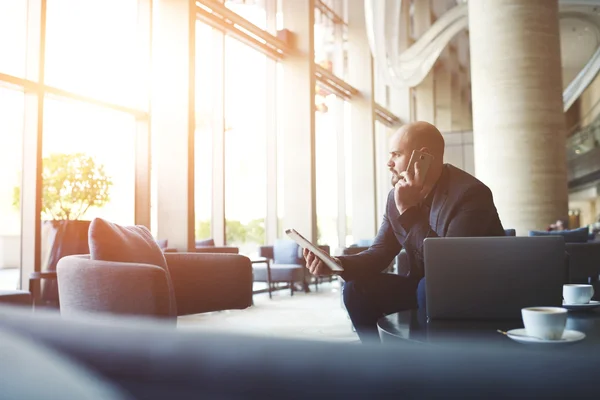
[13,152,112,220]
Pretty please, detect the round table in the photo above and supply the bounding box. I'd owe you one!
[378,308,600,353]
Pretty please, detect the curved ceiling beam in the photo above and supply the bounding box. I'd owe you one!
[366,0,600,112]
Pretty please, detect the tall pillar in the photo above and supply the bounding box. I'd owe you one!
[413,0,435,123]
[469,0,568,233]
[151,0,196,250]
[450,65,462,131]
[280,0,317,242]
[348,0,377,242]
[434,63,452,132]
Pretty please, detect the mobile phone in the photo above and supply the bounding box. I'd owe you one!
[406,150,434,180]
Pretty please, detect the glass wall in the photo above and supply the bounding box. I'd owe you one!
[0,1,27,78]
[42,97,136,224]
[314,0,349,251]
[0,87,24,276]
[195,1,275,255]
[0,0,149,290]
[224,36,268,255]
[314,0,347,76]
[226,0,267,29]
[45,0,142,107]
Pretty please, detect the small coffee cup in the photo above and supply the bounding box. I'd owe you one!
[521,307,567,340]
[563,284,595,305]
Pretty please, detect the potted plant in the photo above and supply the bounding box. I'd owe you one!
[13,152,112,306]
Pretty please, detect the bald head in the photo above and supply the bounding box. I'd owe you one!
[387,121,445,187]
[393,121,445,161]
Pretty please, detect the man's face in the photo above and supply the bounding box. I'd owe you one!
[387,131,412,186]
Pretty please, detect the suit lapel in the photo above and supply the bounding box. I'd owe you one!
[430,166,450,233]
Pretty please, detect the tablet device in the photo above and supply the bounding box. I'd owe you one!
[285,228,344,272]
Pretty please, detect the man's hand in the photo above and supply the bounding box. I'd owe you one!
[394,161,432,215]
[303,248,341,276]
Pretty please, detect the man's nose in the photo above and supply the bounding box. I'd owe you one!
[387,158,394,167]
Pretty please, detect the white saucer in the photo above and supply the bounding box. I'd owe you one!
[506,329,585,344]
[562,300,600,311]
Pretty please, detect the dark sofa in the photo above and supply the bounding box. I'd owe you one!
[0,305,599,399]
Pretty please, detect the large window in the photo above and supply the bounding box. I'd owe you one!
[43,97,136,225]
[45,0,142,107]
[314,0,347,77]
[0,0,27,77]
[315,93,341,248]
[225,0,267,29]
[0,1,149,291]
[0,87,24,276]
[224,36,267,255]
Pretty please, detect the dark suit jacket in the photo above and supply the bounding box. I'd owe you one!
[338,164,505,281]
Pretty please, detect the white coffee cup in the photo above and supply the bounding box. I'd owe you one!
[563,284,595,305]
[521,307,567,340]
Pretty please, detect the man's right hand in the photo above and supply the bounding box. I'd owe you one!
[303,248,342,277]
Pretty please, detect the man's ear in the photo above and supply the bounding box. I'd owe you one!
[419,146,430,154]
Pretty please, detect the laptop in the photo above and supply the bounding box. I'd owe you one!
[424,236,566,320]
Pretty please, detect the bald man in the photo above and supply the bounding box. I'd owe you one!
[304,121,505,343]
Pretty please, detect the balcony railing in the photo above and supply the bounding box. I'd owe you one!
[567,115,600,160]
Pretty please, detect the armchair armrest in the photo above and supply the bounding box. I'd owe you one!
[57,255,173,319]
[259,246,274,260]
[164,253,253,315]
[193,246,239,254]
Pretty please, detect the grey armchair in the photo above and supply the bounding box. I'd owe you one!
[256,240,306,297]
[56,252,253,320]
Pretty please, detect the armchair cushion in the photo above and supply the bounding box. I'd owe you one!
[529,227,589,243]
[273,239,303,265]
[88,218,176,315]
[89,218,168,270]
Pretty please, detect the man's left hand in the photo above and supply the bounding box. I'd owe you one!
[394,161,432,215]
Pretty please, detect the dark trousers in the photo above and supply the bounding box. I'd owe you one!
[343,274,427,343]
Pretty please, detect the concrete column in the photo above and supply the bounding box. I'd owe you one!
[413,0,435,123]
[451,68,462,131]
[348,0,377,242]
[469,0,568,233]
[460,82,473,131]
[434,64,452,132]
[280,0,317,242]
[151,0,196,250]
